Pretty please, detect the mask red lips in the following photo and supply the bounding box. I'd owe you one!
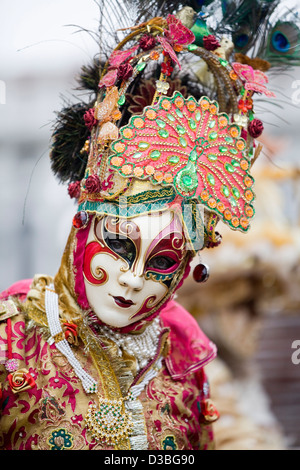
[113,296,135,308]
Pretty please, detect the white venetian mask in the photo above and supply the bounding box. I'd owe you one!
[83,211,186,328]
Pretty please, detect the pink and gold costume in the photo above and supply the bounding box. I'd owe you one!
[0,277,217,450]
[0,2,280,451]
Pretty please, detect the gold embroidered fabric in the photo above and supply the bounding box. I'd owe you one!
[0,293,214,450]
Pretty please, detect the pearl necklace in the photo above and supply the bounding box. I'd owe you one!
[45,285,97,393]
[99,317,161,372]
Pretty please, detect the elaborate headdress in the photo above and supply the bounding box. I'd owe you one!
[50,0,294,274]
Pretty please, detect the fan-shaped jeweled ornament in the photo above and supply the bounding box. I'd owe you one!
[109,92,255,232]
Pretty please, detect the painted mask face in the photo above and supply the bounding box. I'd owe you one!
[83,211,186,328]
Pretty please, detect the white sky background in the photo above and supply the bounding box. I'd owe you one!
[0,0,103,290]
[0,0,101,77]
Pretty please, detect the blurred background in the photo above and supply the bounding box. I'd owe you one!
[0,0,299,450]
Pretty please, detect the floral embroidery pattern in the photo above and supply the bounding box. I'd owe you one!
[142,365,214,450]
[162,435,178,450]
[47,428,74,450]
[0,297,215,450]
[7,368,35,394]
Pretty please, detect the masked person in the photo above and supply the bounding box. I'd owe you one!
[0,2,277,450]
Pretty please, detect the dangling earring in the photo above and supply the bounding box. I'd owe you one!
[193,261,210,283]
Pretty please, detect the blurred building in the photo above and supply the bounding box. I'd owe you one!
[0,0,99,290]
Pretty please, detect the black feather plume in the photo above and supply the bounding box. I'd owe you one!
[50,101,92,183]
[77,58,101,94]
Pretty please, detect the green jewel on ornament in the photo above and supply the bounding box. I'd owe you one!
[138,142,150,150]
[166,113,175,122]
[219,58,228,67]
[118,95,125,106]
[189,149,198,162]
[179,137,187,147]
[188,44,198,51]
[150,150,161,160]
[136,62,146,72]
[175,161,198,197]
[225,162,235,173]
[158,129,169,138]
[207,153,217,162]
[156,119,166,128]
[230,197,237,207]
[168,155,180,165]
[195,111,201,121]
[132,152,143,159]
[232,187,240,199]
[207,173,215,186]
[221,184,230,197]
[189,118,196,130]
[209,131,218,140]
[176,125,186,135]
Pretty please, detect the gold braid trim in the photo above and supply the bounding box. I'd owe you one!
[79,321,133,450]
[25,274,53,329]
[53,225,84,323]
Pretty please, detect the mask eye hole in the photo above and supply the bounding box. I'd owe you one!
[146,255,177,272]
[104,232,136,264]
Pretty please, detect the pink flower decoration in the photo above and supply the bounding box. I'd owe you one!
[83,108,97,131]
[99,68,118,88]
[164,14,195,46]
[99,45,139,88]
[232,62,276,97]
[109,45,139,68]
[5,358,19,372]
[139,34,156,51]
[68,181,81,199]
[157,36,181,68]
[117,62,133,81]
[85,174,101,193]
[203,35,220,51]
[157,14,195,69]
[102,170,114,191]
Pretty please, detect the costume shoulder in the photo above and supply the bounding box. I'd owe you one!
[0,279,33,373]
[160,300,217,380]
[0,279,32,303]
[0,279,32,321]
